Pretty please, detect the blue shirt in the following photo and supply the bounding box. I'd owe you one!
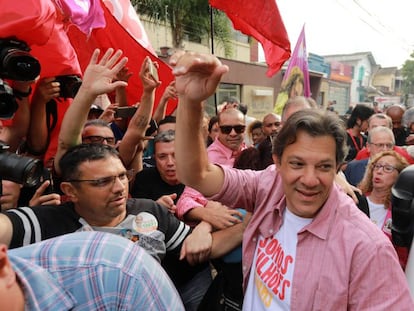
[9,231,185,311]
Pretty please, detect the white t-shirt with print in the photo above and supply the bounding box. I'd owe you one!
[367,197,387,230]
[243,207,312,310]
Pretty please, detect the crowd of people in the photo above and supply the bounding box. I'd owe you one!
[0,47,414,310]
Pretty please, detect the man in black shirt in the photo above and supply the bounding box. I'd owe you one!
[131,129,185,212]
[0,142,216,311]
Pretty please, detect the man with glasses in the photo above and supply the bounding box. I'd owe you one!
[0,144,202,258]
[0,143,223,307]
[0,143,226,311]
[354,113,414,164]
[345,126,396,186]
[81,119,116,146]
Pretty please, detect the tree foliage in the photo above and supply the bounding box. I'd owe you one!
[401,52,414,94]
[131,0,233,57]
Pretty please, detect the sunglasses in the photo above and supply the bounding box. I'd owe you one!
[219,125,246,134]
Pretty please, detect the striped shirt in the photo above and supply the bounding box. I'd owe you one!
[9,231,185,310]
[5,198,190,262]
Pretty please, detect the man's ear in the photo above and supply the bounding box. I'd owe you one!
[0,244,16,287]
[60,182,78,202]
[272,154,281,169]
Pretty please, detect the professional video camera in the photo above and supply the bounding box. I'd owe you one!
[392,165,414,249]
[0,142,43,187]
[391,165,414,295]
[0,37,41,119]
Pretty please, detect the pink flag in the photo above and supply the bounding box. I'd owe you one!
[209,0,291,77]
[274,25,310,114]
[55,0,106,35]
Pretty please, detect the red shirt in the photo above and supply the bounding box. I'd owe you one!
[355,146,414,164]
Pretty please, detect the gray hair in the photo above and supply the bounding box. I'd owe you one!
[367,126,395,144]
[154,129,175,144]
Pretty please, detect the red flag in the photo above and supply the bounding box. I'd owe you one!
[209,0,291,77]
[274,24,310,114]
[0,0,55,46]
[67,0,177,114]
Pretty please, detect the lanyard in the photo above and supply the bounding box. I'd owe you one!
[347,129,363,152]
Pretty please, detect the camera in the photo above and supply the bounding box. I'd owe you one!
[0,142,43,187]
[0,78,18,119]
[114,106,137,118]
[0,37,41,119]
[55,75,82,98]
[0,37,40,81]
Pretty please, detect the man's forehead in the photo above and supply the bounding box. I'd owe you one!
[371,132,394,142]
[82,125,114,137]
[263,114,280,123]
[155,140,175,152]
[78,156,124,172]
[283,132,337,161]
[219,113,244,124]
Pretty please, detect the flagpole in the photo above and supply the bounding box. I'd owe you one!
[210,5,218,115]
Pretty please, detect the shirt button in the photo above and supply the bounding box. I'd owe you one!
[269,229,273,234]
[252,237,257,242]
[243,265,247,271]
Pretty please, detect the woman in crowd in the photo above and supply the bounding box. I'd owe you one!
[358,150,409,267]
[247,120,265,147]
[207,115,219,146]
[344,103,374,163]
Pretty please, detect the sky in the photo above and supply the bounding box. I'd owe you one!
[273,0,414,68]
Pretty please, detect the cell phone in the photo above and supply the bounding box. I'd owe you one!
[114,106,137,118]
[148,61,159,81]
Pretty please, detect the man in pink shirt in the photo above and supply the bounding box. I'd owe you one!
[171,51,414,310]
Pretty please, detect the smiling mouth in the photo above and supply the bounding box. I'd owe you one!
[297,189,319,198]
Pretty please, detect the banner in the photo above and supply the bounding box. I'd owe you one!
[274,24,310,114]
[209,0,291,77]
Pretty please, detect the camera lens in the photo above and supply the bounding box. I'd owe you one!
[0,152,43,187]
[2,51,40,81]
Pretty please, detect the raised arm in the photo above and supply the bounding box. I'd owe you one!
[118,57,160,172]
[53,49,128,175]
[152,80,177,123]
[171,51,228,196]
[26,77,60,156]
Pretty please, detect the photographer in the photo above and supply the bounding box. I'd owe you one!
[0,37,62,210]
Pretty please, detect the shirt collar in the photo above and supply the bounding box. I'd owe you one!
[10,256,75,310]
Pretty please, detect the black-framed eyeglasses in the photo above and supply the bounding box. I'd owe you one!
[219,125,246,134]
[66,169,134,187]
[83,135,116,145]
[372,163,397,174]
[369,142,394,149]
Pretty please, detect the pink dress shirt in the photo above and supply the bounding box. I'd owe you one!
[209,164,414,310]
